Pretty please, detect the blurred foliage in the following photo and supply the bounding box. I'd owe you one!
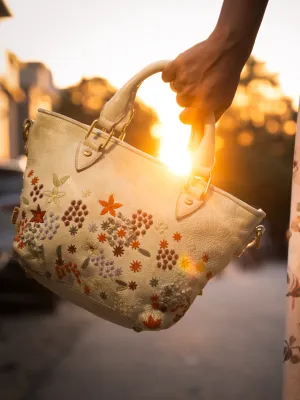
[214,56,296,259]
[54,77,159,156]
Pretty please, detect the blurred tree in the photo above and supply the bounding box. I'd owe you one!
[214,56,296,259]
[54,77,159,157]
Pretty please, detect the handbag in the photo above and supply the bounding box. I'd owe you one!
[11,60,266,332]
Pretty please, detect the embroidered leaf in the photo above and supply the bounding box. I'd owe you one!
[58,175,70,186]
[22,197,29,205]
[284,347,293,363]
[289,335,297,346]
[81,257,90,269]
[116,279,127,286]
[53,174,59,187]
[138,248,151,257]
[55,246,62,262]
[116,286,127,292]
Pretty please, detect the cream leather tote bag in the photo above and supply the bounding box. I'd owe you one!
[12,61,266,332]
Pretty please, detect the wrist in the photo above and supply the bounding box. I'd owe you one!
[209,24,254,65]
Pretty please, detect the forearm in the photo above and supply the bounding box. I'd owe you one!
[211,0,269,64]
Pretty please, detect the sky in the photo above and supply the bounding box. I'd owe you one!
[1,0,300,173]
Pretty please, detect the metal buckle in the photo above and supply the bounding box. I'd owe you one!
[85,119,128,150]
[185,172,212,200]
[246,225,265,250]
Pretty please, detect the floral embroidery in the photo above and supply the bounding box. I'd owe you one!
[128,281,137,290]
[202,252,209,263]
[100,291,108,300]
[117,228,126,238]
[159,239,168,249]
[131,210,153,236]
[29,184,44,203]
[287,270,300,310]
[30,204,46,224]
[101,221,110,230]
[284,335,300,364]
[98,259,122,279]
[67,244,77,254]
[179,255,191,271]
[130,260,142,273]
[130,240,140,249]
[69,225,78,236]
[82,188,91,198]
[173,232,182,242]
[157,248,178,270]
[149,277,159,287]
[155,220,168,234]
[22,212,60,242]
[143,315,162,330]
[28,169,34,177]
[62,200,88,230]
[88,223,98,233]
[31,176,39,185]
[44,173,69,206]
[113,244,124,257]
[97,233,106,243]
[84,285,91,295]
[99,194,123,217]
[205,271,213,280]
[82,239,100,256]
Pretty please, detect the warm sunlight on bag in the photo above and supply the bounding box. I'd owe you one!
[11,61,266,332]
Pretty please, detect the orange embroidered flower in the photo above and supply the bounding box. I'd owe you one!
[31,176,39,185]
[179,255,191,271]
[99,194,123,217]
[130,260,142,273]
[30,204,46,223]
[202,253,209,263]
[159,239,168,249]
[143,315,162,330]
[130,240,140,249]
[28,169,34,177]
[17,241,25,249]
[97,233,106,243]
[117,228,126,238]
[173,232,182,242]
[206,271,213,280]
[84,285,91,294]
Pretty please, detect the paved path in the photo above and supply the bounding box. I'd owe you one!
[0,263,286,400]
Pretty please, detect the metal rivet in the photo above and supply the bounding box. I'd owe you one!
[83,149,92,157]
[185,197,193,205]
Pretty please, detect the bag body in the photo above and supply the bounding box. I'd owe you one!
[12,61,265,332]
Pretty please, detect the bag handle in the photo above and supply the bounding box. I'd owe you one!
[95,60,215,178]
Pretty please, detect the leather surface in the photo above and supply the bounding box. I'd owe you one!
[12,109,265,332]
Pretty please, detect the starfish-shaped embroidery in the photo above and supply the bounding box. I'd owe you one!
[44,187,66,206]
[99,194,123,217]
[30,204,46,223]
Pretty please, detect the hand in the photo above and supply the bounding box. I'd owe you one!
[162,29,248,124]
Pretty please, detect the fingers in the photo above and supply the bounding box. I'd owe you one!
[162,61,177,83]
[179,107,206,126]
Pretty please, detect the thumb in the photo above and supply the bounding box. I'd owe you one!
[161,60,176,83]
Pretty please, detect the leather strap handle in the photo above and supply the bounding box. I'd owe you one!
[96,60,215,176]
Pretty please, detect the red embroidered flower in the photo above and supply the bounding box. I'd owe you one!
[130,260,142,273]
[130,240,140,249]
[172,232,182,242]
[17,241,25,249]
[205,271,213,280]
[159,239,168,249]
[143,315,162,330]
[150,294,159,303]
[30,204,46,223]
[99,194,123,217]
[117,228,126,238]
[97,233,106,243]
[28,169,34,177]
[31,176,39,185]
[84,285,91,295]
[202,253,209,263]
